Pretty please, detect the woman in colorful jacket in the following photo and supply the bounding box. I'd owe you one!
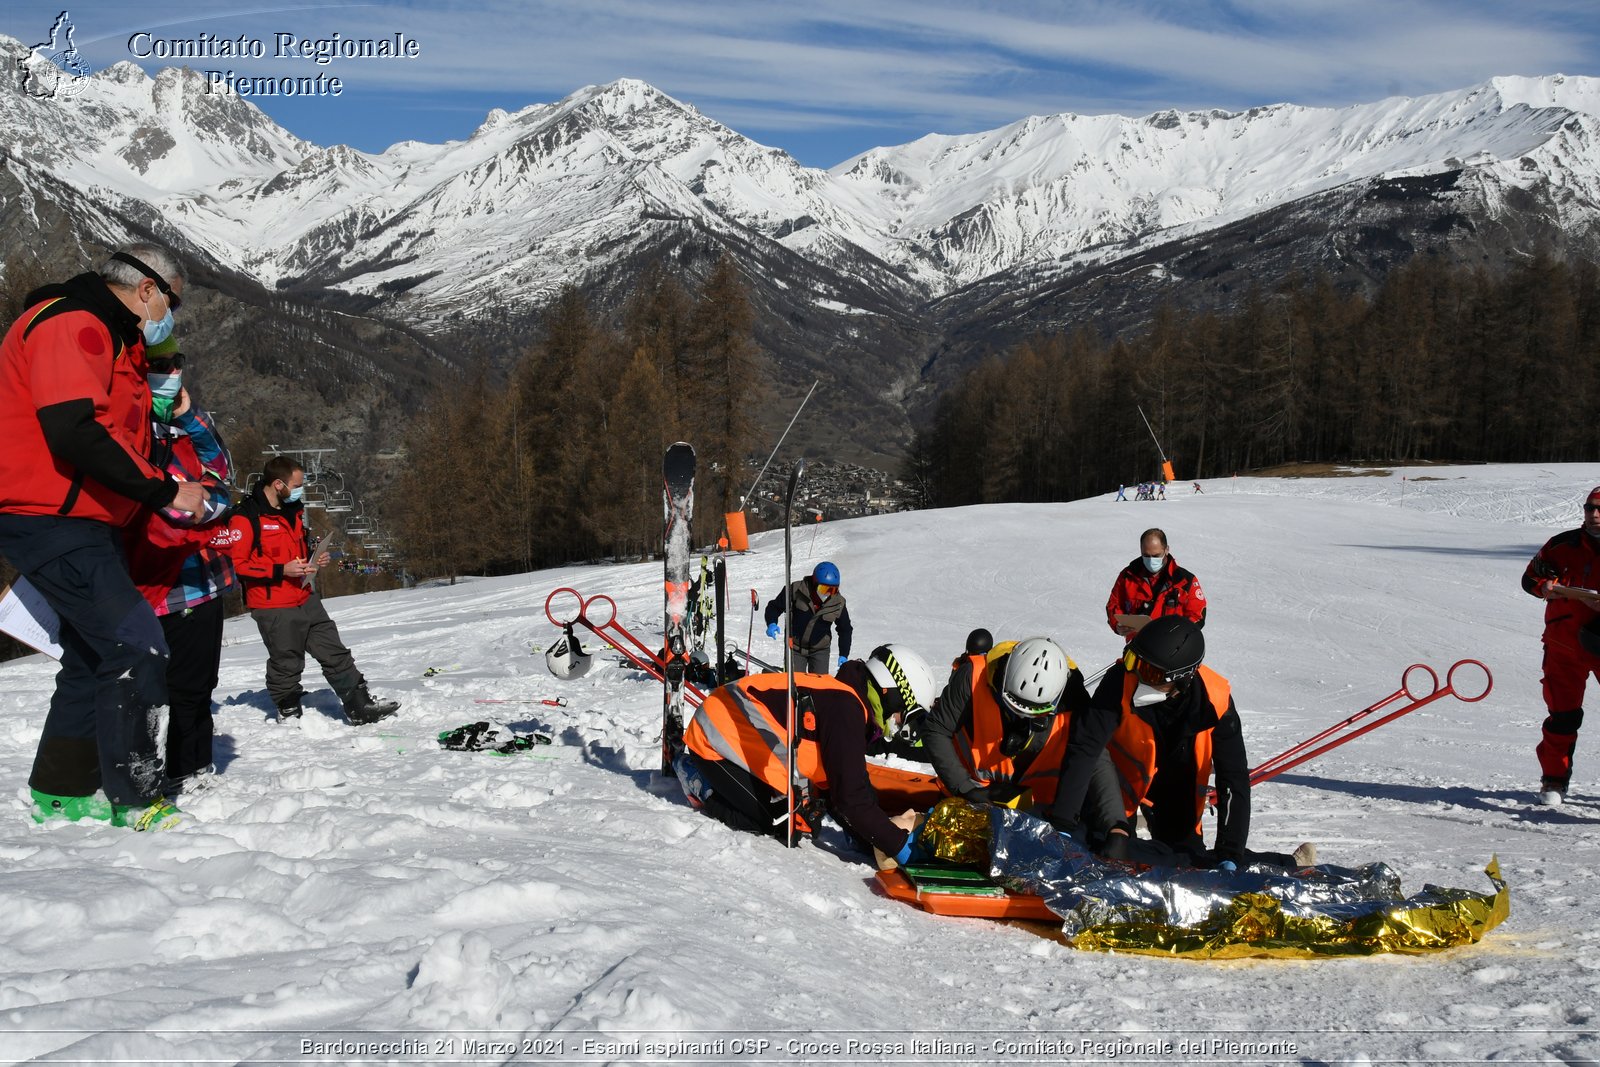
[123,335,235,790]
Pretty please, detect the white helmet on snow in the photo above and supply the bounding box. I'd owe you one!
[545,623,592,680]
[866,644,936,732]
[1001,637,1070,716]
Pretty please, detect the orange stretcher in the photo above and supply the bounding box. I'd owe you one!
[864,763,1057,921]
[874,867,1059,920]
[865,763,946,812]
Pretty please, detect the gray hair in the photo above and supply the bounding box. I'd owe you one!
[99,243,184,290]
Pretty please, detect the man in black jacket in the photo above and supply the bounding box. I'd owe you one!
[1047,617,1307,869]
[765,560,853,673]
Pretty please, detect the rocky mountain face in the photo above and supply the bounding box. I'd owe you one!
[5,32,1600,462]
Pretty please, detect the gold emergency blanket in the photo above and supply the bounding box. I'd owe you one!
[918,800,1510,959]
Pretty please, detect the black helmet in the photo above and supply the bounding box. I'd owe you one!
[965,628,994,656]
[1126,616,1204,684]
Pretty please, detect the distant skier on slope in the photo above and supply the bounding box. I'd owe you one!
[1522,485,1600,806]
[764,560,852,673]
[675,645,936,865]
[1047,617,1312,870]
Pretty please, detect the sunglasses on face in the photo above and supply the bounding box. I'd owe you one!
[147,354,185,373]
[1585,505,1600,514]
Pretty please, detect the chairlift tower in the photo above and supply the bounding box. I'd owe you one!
[262,445,338,485]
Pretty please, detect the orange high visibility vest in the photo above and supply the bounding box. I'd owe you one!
[684,672,863,795]
[1106,665,1231,835]
[953,653,1071,805]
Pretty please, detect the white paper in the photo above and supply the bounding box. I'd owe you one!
[0,577,64,659]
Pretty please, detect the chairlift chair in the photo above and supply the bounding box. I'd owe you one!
[326,490,354,513]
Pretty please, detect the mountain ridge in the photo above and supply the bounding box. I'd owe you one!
[6,35,1600,460]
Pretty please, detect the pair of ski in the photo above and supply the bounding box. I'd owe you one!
[659,444,806,847]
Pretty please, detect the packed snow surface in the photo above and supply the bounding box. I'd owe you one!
[1,464,1598,1064]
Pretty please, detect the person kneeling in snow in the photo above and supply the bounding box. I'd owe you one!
[1046,617,1312,870]
[923,636,1123,846]
[676,645,936,865]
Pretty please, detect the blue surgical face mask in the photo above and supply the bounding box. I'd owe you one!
[147,371,182,400]
[1142,554,1164,573]
[285,485,304,504]
[148,371,181,421]
[141,296,175,346]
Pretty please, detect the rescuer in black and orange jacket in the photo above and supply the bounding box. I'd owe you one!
[1521,485,1600,804]
[1106,528,1206,639]
[677,647,935,863]
[922,637,1122,840]
[1048,617,1301,869]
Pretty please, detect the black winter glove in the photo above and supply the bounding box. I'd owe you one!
[960,786,991,805]
[1045,813,1077,836]
[1100,832,1132,861]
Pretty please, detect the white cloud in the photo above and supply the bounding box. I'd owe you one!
[9,0,1598,159]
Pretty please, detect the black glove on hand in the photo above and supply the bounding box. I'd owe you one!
[960,786,991,805]
[1101,832,1132,861]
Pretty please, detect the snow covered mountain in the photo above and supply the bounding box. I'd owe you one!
[7,32,1600,457]
[7,33,1600,315]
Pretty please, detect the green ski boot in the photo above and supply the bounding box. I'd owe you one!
[30,790,114,824]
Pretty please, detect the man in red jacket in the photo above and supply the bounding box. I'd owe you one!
[1522,486,1600,806]
[222,455,398,725]
[1106,527,1207,639]
[0,245,204,829]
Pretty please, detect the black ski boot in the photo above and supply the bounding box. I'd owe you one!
[342,683,400,725]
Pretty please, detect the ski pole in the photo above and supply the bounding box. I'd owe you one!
[474,698,569,707]
[1081,658,1119,689]
[746,588,758,674]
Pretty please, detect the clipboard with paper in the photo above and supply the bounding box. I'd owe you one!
[0,577,65,659]
[1115,613,1151,634]
[303,535,346,590]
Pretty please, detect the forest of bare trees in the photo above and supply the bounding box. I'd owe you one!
[909,255,1600,507]
[387,254,766,582]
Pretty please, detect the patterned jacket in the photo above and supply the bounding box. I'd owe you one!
[125,408,236,616]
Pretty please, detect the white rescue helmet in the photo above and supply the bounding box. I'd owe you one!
[545,623,592,680]
[865,644,936,734]
[1000,637,1070,716]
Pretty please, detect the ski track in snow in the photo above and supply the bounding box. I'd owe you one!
[1,464,1599,1064]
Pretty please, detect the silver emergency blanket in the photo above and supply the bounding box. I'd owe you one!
[983,805,1509,958]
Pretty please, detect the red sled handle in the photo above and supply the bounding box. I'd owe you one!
[1202,659,1493,806]
[544,586,707,708]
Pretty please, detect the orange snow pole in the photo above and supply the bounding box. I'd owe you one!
[724,511,749,552]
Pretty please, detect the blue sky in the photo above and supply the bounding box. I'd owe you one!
[8,1,1600,166]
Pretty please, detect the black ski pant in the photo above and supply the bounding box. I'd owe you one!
[249,594,363,712]
[1102,831,1297,870]
[0,514,167,805]
[683,752,799,845]
[161,596,225,780]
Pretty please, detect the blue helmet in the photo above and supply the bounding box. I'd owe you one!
[813,561,840,587]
